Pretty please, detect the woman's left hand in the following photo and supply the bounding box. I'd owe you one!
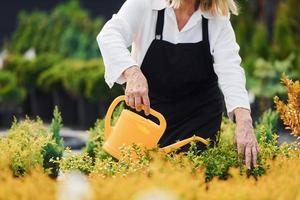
[233,108,260,169]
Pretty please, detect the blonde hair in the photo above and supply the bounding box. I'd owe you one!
[168,0,238,16]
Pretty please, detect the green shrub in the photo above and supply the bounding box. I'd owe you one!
[231,0,256,60]
[37,58,111,102]
[250,22,269,59]
[248,54,297,100]
[0,70,25,105]
[58,148,94,174]
[186,116,266,182]
[0,118,52,176]
[42,107,64,178]
[273,0,300,58]
[0,108,64,177]
[8,0,103,59]
[73,113,289,181]
[255,109,279,143]
[4,54,61,90]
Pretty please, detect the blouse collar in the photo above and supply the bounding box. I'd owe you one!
[165,6,203,33]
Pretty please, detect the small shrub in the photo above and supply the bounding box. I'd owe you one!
[8,0,103,59]
[42,106,64,178]
[255,109,279,143]
[274,75,300,136]
[58,148,94,174]
[0,118,51,176]
[0,70,25,105]
[0,107,64,177]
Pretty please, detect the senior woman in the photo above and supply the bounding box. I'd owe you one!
[97,0,259,169]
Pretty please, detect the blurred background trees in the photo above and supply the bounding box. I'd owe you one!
[0,0,299,129]
[232,0,299,115]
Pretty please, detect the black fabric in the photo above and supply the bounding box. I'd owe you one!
[125,8,224,152]
[155,9,165,40]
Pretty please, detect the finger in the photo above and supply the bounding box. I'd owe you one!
[245,145,252,169]
[233,137,237,145]
[252,146,258,167]
[256,145,260,154]
[142,95,150,116]
[237,143,245,159]
[135,96,142,111]
[128,96,135,108]
[125,95,130,106]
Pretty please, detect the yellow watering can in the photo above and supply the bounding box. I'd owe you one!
[103,95,208,160]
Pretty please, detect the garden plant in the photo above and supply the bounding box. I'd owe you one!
[0,0,299,199]
[0,76,299,200]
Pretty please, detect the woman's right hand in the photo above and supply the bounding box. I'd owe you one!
[123,65,150,115]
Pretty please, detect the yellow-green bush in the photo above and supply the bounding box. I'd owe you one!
[0,113,300,200]
[0,118,52,176]
[274,75,300,136]
[1,77,300,199]
[0,107,63,177]
[60,110,297,183]
[0,169,56,200]
[0,150,299,200]
[89,152,300,200]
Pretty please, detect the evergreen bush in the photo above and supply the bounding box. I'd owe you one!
[0,70,25,105]
[8,0,104,59]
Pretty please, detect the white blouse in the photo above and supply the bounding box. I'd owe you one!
[97,0,251,121]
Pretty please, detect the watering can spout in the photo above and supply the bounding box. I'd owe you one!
[161,136,209,154]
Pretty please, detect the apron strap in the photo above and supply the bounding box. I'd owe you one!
[202,16,209,43]
[155,9,165,40]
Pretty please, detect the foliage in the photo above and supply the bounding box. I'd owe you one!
[58,102,124,174]
[185,115,278,182]
[1,151,300,200]
[8,0,104,59]
[42,107,64,178]
[231,0,256,60]
[89,151,300,200]
[85,119,106,160]
[0,70,25,105]
[0,169,56,200]
[232,0,300,99]
[274,75,300,136]
[3,54,122,105]
[0,1,300,198]
[8,54,60,87]
[273,2,296,59]
[0,118,52,176]
[0,108,64,177]
[250,22,269,59]
[59,148,94,174]
[0,81,300,199]
[273,0,300,60]
[248,54,298,99]
[255,109,279,143]
[63,111,289,182]
[37,58,116,102]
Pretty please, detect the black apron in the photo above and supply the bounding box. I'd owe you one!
[125,8,224,152]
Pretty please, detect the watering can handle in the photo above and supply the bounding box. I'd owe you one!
[104,95,167,140]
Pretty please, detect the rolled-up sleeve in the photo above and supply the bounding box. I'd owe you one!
[96,0,146,88]
[212,19,251,121]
